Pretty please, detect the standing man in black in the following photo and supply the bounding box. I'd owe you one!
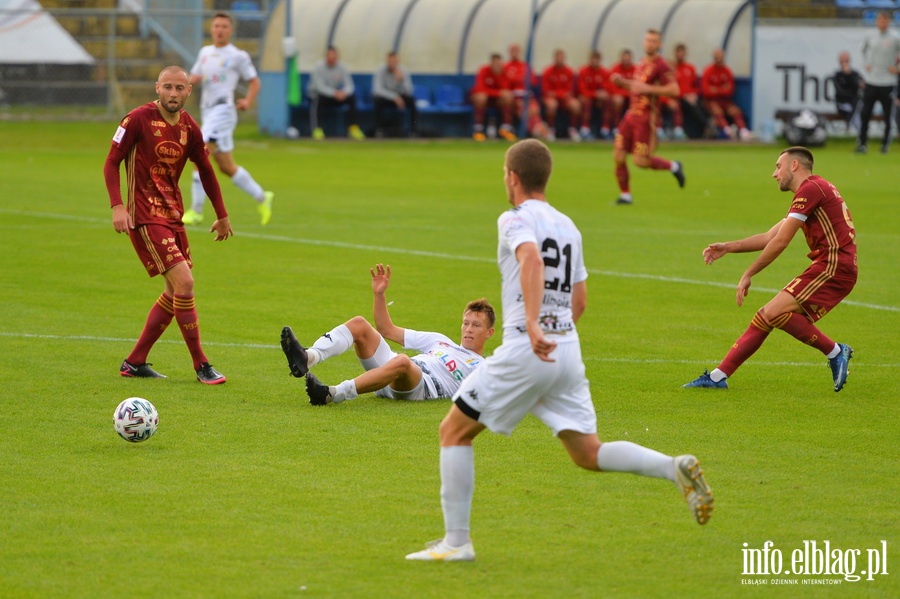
[833,51,863,133]
[856,11,900,154]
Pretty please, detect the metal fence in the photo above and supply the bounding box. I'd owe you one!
[0,1,270,118]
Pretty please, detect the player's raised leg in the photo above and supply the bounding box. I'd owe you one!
[561,432,713,525]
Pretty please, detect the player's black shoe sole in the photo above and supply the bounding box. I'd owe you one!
[120,360,167,378]
[305,373,333,406]
[281,326,310,378]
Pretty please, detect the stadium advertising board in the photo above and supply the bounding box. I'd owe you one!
[753,26,871,131]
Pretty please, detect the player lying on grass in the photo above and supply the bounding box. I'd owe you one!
[280,264,495,405]
[684,146,856,391]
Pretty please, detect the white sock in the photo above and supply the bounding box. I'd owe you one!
[597,441,676,482]
[332,380,358,402]
[309,324,353,365]
[670,161,680,172]
[231,166,264,202]
[190,171,206,213]
[710,368,727,383]
[619,192,632,201]
[441,446,474,547]
[825,344,840,359]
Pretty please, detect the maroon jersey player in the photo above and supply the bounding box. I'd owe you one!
[684,146,856,392]
[611,29,685,205]
[103,65,234,384]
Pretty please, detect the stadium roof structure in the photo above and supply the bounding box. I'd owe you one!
[263,0,753,77]
[0,0,94,65]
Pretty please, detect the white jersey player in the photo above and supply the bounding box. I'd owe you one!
[279,264,496,405]
[183,11,274,226]
[406,139,715,563]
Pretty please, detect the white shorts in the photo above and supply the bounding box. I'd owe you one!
[200,104,238,153]
[362,337,439,401]
[453,334,596,436]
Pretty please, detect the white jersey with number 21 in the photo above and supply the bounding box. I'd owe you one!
[497,199,588,342]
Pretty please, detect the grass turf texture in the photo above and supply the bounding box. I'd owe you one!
[0,122,897,598]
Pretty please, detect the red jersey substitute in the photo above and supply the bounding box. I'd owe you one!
[610,62,636,97]
[503,59,529,94]
[472,65,508,98]
[577,64,611,97]
[627,56,676,118]
[673,61,699,95]
[104,102,226,228]
[541,64,576,99]
[701,63,734,101]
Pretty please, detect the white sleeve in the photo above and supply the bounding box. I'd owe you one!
[498,210,536,254]
[403,329,453,353]
[239,51,258,81]
[190,52,203,76]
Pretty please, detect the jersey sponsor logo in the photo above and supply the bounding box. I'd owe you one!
[112,126,126,143]
[792,197,807,210]
[151,120,167,127]
[155,140,183,164]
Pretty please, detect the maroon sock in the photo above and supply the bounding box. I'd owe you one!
[732,111,747,130]
[649,156,672,170]
[775,312,835,355]
[717,311,773,377]
[173,294,208,370]
[616,164,629,193]
[127,293,174,365]
[474,106,485,127]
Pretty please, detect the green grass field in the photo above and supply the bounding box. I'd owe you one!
[1,122,897,598]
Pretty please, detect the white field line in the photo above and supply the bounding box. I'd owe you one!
[3,208,897,313]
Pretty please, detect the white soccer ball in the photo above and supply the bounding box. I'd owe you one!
[285,126,300,139]
[114,397,159,443]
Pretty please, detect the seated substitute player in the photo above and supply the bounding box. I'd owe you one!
[540,49,582,142]
[611,28,685,206]
[280,264,495,405]
[684,146,856,392]
[701,48,751,141]
[406,140,713,563]
[471,53,517,141]
[577,50,614,140]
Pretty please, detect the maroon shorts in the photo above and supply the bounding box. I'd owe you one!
[614,112,656,157]
[783,260,857,322]
[130,224,192,277]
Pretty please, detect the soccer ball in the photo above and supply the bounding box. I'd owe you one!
[114,397,159,443]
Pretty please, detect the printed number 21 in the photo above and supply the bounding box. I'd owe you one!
[542,238,572,292]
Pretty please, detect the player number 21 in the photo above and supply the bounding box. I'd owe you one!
[542,238,572,293]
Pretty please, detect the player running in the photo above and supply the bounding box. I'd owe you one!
[280,264,495,404]
[684,146,856,391]
[611,28,685,205]
[406,140,713,563]
[183,11,274,226]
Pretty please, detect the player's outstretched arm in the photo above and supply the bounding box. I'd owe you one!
[703,220,785,264]
[371,264,405,344]
[734,218,802,306]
